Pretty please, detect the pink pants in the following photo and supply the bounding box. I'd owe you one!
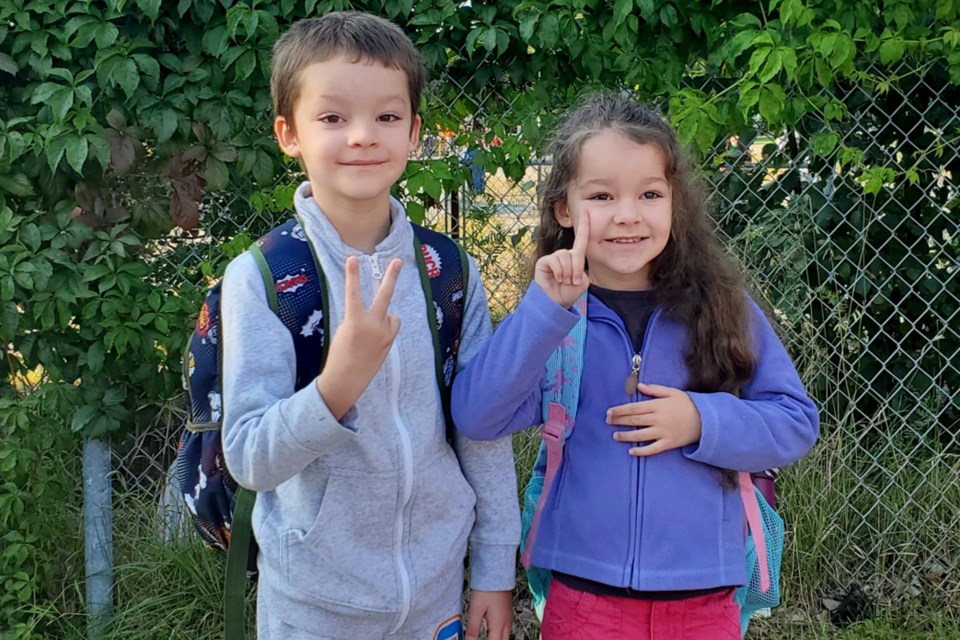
[540,579,741,640]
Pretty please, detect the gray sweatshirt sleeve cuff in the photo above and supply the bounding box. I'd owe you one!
[468,542,518,591]
[278,381,358,452]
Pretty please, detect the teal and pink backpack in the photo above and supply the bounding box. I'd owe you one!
[178,217,469,640]
[519,293,784,636]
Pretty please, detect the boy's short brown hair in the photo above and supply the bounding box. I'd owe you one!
[271,12,426,123]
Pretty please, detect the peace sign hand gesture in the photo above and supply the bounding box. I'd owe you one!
[316,256,402,420]
[534,210,591,308]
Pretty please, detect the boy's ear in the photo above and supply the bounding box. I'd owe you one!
[274,115,301,158]
[555,201,574,228]
[408,114,422,152]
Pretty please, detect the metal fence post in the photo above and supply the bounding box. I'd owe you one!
[83,437,114,638]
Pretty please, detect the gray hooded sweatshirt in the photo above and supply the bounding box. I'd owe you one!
[220,183,520,639]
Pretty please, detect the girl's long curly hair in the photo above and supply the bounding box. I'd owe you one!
[535,93,755,393]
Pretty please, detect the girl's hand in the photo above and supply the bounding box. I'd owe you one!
[534,209,591,308]
[605,383,702,456]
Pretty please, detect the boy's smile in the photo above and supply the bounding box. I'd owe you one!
[275,55,421,231]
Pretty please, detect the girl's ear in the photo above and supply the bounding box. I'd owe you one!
[554,201,574,228]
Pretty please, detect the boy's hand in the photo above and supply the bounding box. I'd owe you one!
[534,209,590,308]
[465,589,513,640]
[606,383,702,456]
[316,256,402,420]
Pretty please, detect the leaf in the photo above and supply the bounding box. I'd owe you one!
[106,109,127,130]
[102,387,124,406]
[31,82,61,105]
[0,174,34,198]
[614,0,632,25]
[748,47,771,77]
[0,53,19,76]
[133,54,160,85]
[636,0,655,19]
[170,169,205,230]
[252,150,274,185]
[540,14,559,49]
[115,58,140,98]
[47,136,69,173]
[65,136,89,174]
[758,85,786,123]
[811,130,839,156]
[94,23,119,48]
[107,130,136,175]
[202,25,229,57]
[137,0,163,21]
[758,49,783,82]
[879,37,905,64]
[480,27,498,53]
[213,145,238,162]
[205,157,229,191]
[71,405,98,432]
[86,343,105,373]
[519,14,539,42]
[234,49,256,81]
[659,4,678,28]
[156,109,179,143]
[49,86,75,122]
[465,28,482,55]
[20,224,41,251]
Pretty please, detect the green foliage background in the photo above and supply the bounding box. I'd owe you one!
[1,0,958,637]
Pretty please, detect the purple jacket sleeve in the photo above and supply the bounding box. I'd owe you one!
[451,283,580,440]
[683,301,820,471]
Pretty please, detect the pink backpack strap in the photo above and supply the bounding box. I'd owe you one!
[522,293,587,570]
[739,471,771,593]
[520,402,568,569]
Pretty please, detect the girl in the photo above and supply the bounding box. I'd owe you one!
[451,94,819,639]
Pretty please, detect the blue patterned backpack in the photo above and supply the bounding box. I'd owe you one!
[519,293,784,636]
[178,217,469,640]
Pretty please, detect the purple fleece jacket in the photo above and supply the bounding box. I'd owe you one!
[452,283,819,590]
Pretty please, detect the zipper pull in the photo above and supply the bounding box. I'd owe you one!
[368,255,382,280]
[624,353,641,396]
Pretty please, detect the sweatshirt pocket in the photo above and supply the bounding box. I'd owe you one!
[282,468,400,612]
[407,448,477,593]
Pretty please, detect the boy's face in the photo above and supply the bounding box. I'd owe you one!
[275,55,421,214]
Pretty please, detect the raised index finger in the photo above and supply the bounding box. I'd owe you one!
[370,258,402,316]
[572,209,590,256]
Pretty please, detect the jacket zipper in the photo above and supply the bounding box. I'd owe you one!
[628,309,661,586]
[368,255,382,280]
[594,312,642,587]
[388,343,414,632]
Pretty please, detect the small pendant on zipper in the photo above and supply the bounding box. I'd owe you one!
[624,353,642,396]
[624,371,638,396]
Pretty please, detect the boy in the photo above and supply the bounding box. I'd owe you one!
[220,12,519,640]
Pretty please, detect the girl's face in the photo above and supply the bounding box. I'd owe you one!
[555,129,673,291]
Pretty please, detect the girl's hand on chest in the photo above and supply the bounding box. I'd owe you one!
[604,383,702,456]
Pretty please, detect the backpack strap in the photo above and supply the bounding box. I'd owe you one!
[249,218,330,383]
[521,294,588,569]
[225,218,328,640]
[411,223,469,440]
[739,471,771,593]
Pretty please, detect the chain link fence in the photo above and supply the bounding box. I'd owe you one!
[113,57,960,626]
